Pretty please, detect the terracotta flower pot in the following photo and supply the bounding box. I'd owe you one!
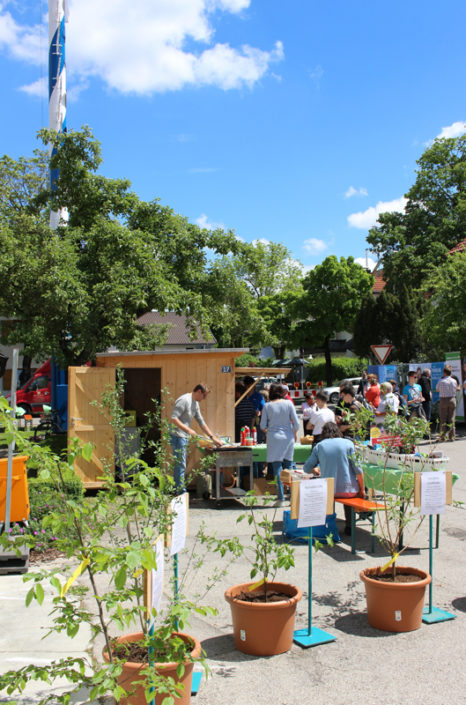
[103,631,201,705]
[360,566,431,632]
[225,581,302,656]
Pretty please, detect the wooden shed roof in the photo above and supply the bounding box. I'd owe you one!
[136,311,216,345]
[96,348,248,359]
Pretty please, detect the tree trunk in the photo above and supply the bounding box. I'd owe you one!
[273,344,286,360]
[324,335,332,387]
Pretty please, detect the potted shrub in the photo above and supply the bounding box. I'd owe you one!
[0,379,231,705]
[351,411,432,632]
[223,493,302,656]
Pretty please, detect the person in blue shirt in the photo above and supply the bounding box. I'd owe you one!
[243,375,266,431]
[303,422,364,535]
[243,375,267,476]
[402,371,425,419]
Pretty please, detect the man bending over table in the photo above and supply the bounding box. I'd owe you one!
[170,383,223,493]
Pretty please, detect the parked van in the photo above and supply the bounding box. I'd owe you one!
[10,359,51,415]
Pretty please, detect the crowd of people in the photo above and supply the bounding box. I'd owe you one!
[169,365,461,501]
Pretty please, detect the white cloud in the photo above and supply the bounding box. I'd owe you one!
[18,76,46,97]
[347,197,407,230]
[252,238,271,246]
[435,121,466,140]
[0,8,42,63]
[354,256,377,271]
[300,264,316,275]
[309,64,323,88]
[196,213,225,230]
[0,1,284,95]
[345,186,368,199]
[302,237,328,255]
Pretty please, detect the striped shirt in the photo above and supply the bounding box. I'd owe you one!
[436,376,458,398]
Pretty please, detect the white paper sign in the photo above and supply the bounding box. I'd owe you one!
[297,478,327,528]
[170,494,188,556]
[149,536,164,628]
[421,472,446,516]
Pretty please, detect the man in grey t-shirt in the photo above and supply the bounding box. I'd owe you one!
[170,383,222,492]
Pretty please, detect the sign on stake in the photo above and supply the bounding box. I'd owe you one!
[291,478,336,648]
[414,472,456,624]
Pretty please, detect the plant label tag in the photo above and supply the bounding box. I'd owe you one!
[395,610,402,622]
[420,472,446,515]
[170,494,188,556]
[240,630,246,641]
[297,478,327,528]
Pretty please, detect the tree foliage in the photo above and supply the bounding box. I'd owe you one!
[0,128,309,364]
[300,256,373,384]
[367,135,466,293]
[230,241,302,298]
[353,288,422,361]
[0,128,244,365]
[204,241,304,352]
[420,251,466,357]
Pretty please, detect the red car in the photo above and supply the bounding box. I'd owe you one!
[11,359,51,415]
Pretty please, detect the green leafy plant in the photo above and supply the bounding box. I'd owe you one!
[350,408,432,580]
[0,377,235,705]
[304,355,367,385]
[236,492,295,600]
[383,413,429,455]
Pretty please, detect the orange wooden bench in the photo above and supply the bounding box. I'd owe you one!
[334,496,385,554]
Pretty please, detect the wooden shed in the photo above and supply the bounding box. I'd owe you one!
[68,348,247,488]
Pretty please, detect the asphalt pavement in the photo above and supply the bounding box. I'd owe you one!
[1,427,465,705]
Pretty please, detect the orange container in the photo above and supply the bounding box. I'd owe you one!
[0,455,30,523]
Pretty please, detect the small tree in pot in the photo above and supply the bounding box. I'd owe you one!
[0,379,234,705]
[222,493,302,656]
[349,409,432,632]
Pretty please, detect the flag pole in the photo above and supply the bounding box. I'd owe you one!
[49,0,68,230]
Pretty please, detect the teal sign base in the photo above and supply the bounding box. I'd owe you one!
[191,671,202,694]
[293,627,336,648]
[422,606,456,624]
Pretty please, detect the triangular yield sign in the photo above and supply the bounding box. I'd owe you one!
[371,344,392,364]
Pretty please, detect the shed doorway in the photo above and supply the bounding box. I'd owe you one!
[123,368,161,466]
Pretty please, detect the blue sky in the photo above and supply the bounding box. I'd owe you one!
[1,0,465,271]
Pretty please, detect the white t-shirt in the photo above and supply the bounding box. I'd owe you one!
[308,407,335,436]
[302,400,317,420]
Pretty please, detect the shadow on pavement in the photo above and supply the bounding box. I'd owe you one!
[334,611,397,638]
[200,633,274,663]
[451,596,466,613]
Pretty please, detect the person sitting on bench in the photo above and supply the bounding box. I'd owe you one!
[302,422,364,535]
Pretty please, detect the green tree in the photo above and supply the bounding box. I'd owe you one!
[353,288,422,362]
[258,286,304,359]
[420,251,466,357]
[353,293,379,358]
[0,150,48,221]
[229,240,304,355]
[367,135,466,293]
[200,257,266,348]
[231,240,303,298]
[0,128,241,365]
[300,256,374,385]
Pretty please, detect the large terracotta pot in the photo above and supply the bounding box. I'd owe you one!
[103,631,201,705]
[224,581,302,656]
[360,566,431,632]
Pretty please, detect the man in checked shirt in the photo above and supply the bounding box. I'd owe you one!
[436,365,460,441]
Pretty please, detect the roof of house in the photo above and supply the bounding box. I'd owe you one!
[372,270,387,294]
[136,311,216,346]
[448,238,466,254]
